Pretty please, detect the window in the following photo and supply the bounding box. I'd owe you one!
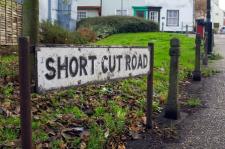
[149,11,159,23]
[77,11,87,20]
[116,9,128,16]
[136,11,145,18]
[167,10,179,26]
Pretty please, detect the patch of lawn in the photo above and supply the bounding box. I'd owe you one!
[0,116,20,144]
[88,124,105,149]
[186,98,201,107]
[97,32,195,96]
[0,55,18,78]
[97,32,195,78]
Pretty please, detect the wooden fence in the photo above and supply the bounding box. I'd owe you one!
[0,0,22,46]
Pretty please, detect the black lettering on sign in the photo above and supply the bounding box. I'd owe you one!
[58,57,68,79]
[88,56,97,75]
[126,55,131,70]
[137,54,143,69]
[143,54,148,68]
[116,55,123,71]
[80,56,88,76]
[102,56,108,73]
[69,57,78,77]
[132,55,137,70]
[109,55,116,73]
[45,57,56,80]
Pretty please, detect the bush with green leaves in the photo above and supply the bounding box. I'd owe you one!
[77,16,159,38]
[39,21,88,44]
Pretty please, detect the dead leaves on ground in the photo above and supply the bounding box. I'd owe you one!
[0,57,179,148]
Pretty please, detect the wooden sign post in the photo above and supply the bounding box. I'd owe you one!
[19,41,154,148]
[18,37,32,149]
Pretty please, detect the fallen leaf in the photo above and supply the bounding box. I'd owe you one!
[59,142,67,149]
[80,131,90,142]
[80,142,87,149]
[104,129,110,138]
[61,127,84,139]
[118,144,126,149]
[141,116,147,125]
[130,132,142,140]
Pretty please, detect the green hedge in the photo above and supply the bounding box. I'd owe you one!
[77,16,159,38]
[39,21,88,44]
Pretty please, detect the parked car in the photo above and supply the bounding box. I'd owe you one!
[220,26,225,34]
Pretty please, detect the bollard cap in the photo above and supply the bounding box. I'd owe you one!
[170,38,180,56]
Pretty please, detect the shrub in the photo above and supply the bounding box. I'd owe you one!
[77,27,97,42]
[77,16,159,38]
[39,21,88,44]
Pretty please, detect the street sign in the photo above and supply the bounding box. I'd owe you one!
[19,39,154,147]
[36,46,151,92]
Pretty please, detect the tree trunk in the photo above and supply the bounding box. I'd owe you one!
[22,0,39,45]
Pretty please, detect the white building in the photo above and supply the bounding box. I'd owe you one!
[77,0,194,32]
[211,0,224,31]
[224,11,225,26]
[77,0,101,20]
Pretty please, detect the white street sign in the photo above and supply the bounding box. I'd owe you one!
[36,46,151,92]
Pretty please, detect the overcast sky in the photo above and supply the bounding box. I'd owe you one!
[220,0,225,10]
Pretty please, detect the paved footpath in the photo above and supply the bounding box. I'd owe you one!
[166,34,225,149]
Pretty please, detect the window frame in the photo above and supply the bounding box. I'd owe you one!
[166,10,179,27]
[149,11,159,23]
[77,11,87,20]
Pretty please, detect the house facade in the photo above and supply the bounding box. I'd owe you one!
[39,0,77,31]
[77,0,194,32]
[224,11,225,26]
[77,0,101,21]
[211,0,224,31]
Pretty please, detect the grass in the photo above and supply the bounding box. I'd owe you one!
[0,32,195,148]
[202,67,220,77]
[0,55,18,78]
[208,52,223,60]
[186,98,201,107]
[97,32,195,98]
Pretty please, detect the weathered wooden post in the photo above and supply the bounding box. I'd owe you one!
[23,0,39,90]
[192,34,202,81]
[203,32,208,65]
[19,37,32,148]
[164,38,180,120]
[22,0,39,45]
[146,43,154,129]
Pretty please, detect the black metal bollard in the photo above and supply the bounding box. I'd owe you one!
[164,38,180,120]
[203,32,208,65]
[192,34,202,81]
[19,37,32,149]
[207,22,213,54]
